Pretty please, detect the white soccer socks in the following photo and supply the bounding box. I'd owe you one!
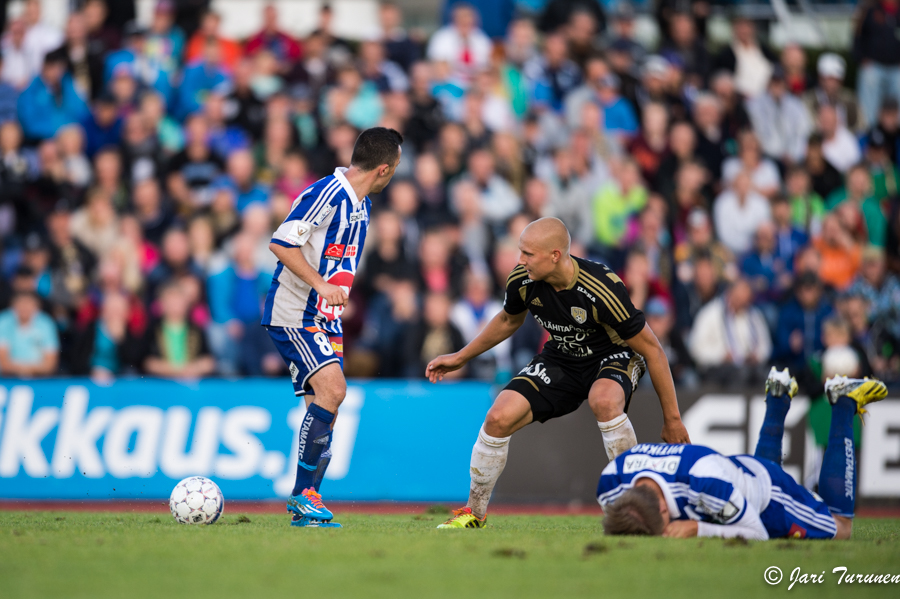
[597,414,637,461]
[467,425,511,519]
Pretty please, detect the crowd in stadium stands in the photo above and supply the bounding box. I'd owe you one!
[0,0,899,393]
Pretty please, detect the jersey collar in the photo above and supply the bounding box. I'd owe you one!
[633,472,681,519]
[566,257,580,290]
[334,167,363,206]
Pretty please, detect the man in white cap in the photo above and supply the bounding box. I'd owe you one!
[803,53,866,134]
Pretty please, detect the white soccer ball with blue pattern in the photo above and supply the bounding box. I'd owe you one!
[169,476,224,524]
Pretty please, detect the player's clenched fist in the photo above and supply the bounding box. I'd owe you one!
[317,282,348,307]
[426,353,465,383]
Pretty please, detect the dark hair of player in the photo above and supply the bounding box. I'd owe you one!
[350,127,404,171]
[602,486,665,536]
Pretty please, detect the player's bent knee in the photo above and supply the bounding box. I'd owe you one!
[588,381,626,421]
[308,363,347,411]
[484,409,514,437]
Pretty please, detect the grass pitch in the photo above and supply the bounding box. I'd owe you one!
[1,511,898,599]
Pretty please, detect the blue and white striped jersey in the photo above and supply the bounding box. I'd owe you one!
[597,444,772,540]
[262,168,371,334]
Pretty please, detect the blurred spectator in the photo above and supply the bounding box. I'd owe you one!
[143,282,215,378]
[417,228,468,297]
[524,32,580,113]
[722,130,780,199]
[659,10,710,86]
[380,2,421,72]
[814,213,863,290]
[853,0,900,127]
[177,37,230,120]
[645,295,695,386]
[691,92,725,179]
[619,249,670,311]
[207,232,275,375]
[133,178,177,246]
[805,132,843,200]
[427,3,491,83]
[818,104,861,174]
[713,16,774,98]
[21,0,64,78]
[746,67,812,166]
[674,253,724,335]
[463,147,520,232]
[61,11,103,101]
[785,166,825,238]
[450,268,509,381]
[771,195,809,270]
[442,0,514,40]
[359,39,408,95]
[627,102,668,188]
[826,164,886,248]
[104,23,171,103]
[17,48,89,141]
[803,53,865,135]
[780,43,811,95]
[185,10,241,71]
[847,246,900,343]
[56,124,91,189]
[711,71,751,144]
[245,3,301,64]
[674,208,734,282]
[0,50,21,123]
[688,276,772,384]
[867,97,900,165]
[167,113,225,209]
[82,93,122,158]
[215,149,269,213]
[92,147,128,211]
[46,208,95,315]
[1,19,31,89]
[0,289,59,377]
[741,221,791,311]
[592,159,647,255]
[713,170,771,256]
[403,291,465,378]
[70,188,119,258]
[773,272,833,372]
[865,129,899,204]
[73,290,144,380]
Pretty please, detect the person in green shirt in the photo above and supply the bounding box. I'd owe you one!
[825,164,887,247]
[143,282,216,378]
[592,158,648,249]
[786,166,826,237]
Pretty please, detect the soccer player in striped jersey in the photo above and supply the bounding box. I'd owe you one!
[599,368,888,540]
[426,217,690,529]
[263,127,403,528]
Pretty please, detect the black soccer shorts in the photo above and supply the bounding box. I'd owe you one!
[503,349,647,423]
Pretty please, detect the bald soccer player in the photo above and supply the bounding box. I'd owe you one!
[427,218,691,528]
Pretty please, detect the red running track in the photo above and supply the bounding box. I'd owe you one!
[1,500,898,518]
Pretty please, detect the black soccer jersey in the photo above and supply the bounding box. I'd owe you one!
[503,256,645,359]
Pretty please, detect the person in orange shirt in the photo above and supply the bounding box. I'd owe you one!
[813,213,862,290]
[184,10,241,71]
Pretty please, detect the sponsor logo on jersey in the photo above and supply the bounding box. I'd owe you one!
[576,286,596,302]
[622,454,681,475]
[312,204,335,226]
[531,297,543,307]
[316,270,355,321]
[284,222,310,246]
[324,243,345,260]
[520,362,552,384]
[344,245,358,258]
[349,211,367,223]
[571,307,587,324]
[788,523,807,539]
[533,314,592,335]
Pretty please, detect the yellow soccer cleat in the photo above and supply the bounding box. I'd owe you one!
[824,375,889,415]
[765,367,798,399]
[436,507,486,529]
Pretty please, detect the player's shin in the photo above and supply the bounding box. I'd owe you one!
[818,396,856,518]
[312,443,332,493]
[292,403,335,496]
[754,393,791,465]
[467,425,510,519]
[597,414,637,460]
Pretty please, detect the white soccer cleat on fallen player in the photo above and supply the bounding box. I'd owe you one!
[765,367,798,399]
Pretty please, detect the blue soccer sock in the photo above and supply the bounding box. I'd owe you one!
[292,403,334,496]
[312,442,332,492]
[753,391,792,465]
[818,396,856,518]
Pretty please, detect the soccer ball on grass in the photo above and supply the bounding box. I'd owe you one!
[169,476,224,524]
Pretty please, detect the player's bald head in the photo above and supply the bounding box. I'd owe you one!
[520,217,571,255]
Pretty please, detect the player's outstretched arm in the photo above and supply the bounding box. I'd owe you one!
[426,309,527,382]
[625,323,691,444]
[270,242,348,308]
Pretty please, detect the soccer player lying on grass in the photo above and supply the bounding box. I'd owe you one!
[427,217,690,529]
[598,368,888,540]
